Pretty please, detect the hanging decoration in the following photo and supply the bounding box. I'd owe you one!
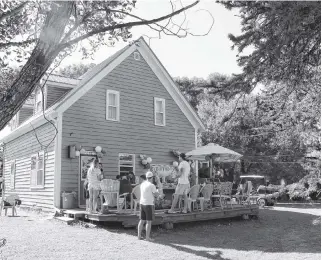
[171,150,181,157]
[95,146,102,153]
[139,154,152,169]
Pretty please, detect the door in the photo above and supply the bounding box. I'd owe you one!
[79,153,97,208]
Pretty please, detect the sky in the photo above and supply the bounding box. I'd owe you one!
[0,1,242,140]
[60,0,242,79]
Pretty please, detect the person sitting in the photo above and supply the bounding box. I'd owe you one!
[119,175,132,207]
[128,171,136,184]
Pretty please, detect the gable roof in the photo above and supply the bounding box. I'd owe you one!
[55,37,205,130]
[2,37,205,143]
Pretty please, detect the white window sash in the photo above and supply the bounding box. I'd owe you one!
[30,151,45,188]
[106,90,120,121]
[10,160,15,190]
[119,153,135,175]
[34,88,43,114]
[154,98,166,126]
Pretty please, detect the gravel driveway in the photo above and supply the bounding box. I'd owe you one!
[0,207,320,260]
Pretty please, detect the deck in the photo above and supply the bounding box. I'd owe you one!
[62,204,259,228]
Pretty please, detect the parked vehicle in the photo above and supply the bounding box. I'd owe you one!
[239,175,276,207]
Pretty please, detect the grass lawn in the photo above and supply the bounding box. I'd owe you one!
[0,207,320,260]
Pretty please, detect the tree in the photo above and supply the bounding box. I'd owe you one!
[0,0,207,131]
[58,63,96,79]
[221,1,321,97]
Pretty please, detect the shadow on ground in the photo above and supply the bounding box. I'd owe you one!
[100,208,321,260]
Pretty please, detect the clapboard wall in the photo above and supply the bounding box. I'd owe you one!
[60,51,196,198]
[3,122,56,210]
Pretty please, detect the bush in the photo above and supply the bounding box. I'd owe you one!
[278,174,321,201]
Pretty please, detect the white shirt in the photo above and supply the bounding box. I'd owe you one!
[87,168,101,189]
[178,160,190,184]
[140,181,157,205]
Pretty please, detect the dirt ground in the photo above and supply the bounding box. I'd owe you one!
[0,207,320,260]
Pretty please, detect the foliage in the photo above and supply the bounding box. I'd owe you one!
[57,63,96,79]
[221,1,321,97]
[0,0,201,130]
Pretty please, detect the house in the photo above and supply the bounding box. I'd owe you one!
[1,37,205,211]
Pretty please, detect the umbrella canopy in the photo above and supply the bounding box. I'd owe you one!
[186,143,242,162]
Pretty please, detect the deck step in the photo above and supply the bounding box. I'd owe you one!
[55,216,75,225]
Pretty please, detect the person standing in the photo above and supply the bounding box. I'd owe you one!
[138,171,159,241]
[168,153,190,214]
[87,159,102,213]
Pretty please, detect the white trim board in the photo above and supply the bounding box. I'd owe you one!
[54,113,62,208]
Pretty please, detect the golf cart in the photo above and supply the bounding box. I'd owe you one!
[239,175,276,207]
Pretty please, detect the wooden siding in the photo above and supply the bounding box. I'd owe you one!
[61,51,195,196]
[18,107,33,125]
[46,86,71,109]
[3,122,56,210]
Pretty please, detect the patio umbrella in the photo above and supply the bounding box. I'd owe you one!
[186,143,243,177]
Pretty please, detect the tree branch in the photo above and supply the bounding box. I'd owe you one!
[57,0,200,50]
[0,1,27,23]
[0,38,36,49]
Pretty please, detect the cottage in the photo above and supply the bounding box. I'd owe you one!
[1,37,205,211]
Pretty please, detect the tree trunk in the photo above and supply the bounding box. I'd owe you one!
[0,1,75,131]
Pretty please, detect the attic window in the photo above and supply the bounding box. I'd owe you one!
[35,88,43,114]
[133,52,141,61]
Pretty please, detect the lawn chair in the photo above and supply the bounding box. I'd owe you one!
[197,184,213,211]
[219,182,233,209]
[211,182,222,208]
[0,194,19,216]
[211,182,233,209]
[100,179,132,213]
[186,185,201,212]
[233,181,252,206]
[131,184,141,215]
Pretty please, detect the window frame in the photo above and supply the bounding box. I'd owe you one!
[34,88,44,115]
[10,160,16,190]
[154,97,166,126]
[106,90,120,121]
[30,151,45,189]
[10,114,19,131]
[118,153,135,176]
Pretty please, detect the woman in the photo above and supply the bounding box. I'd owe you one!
[87,159,102,213]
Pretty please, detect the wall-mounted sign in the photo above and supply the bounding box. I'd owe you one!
[150,164,176,178]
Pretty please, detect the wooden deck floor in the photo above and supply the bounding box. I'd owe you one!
[62,204,259,228]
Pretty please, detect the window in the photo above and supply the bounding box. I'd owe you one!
[106,90,120,121]
[30,151,45,188]
[10,160,16,190]
[200,161,209,168]
[35,88,43,114]
[154,98,165,126]
[10,114,18,131]
[119,153,135,176]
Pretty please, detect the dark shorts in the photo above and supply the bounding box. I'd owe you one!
[140,204,155,221]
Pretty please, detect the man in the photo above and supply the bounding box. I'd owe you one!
[168,153,190,214]
[138,171,159,241]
